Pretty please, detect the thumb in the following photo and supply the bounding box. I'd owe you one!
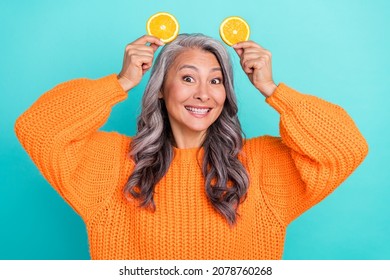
[142,62,152,74]
[149,42,163,52]
[232,44,243,57]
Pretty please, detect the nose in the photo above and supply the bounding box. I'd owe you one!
[193,82,210,102]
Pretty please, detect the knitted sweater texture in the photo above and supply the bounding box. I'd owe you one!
[15,74,368,259]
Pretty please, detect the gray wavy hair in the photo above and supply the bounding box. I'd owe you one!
[124,33,249,225]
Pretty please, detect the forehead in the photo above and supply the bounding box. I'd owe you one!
[170,48,221,69]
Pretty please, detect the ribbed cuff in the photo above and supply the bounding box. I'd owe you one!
[94,74,128,101]
[265,83,305,114]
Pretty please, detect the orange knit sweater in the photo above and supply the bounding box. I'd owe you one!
[15,74,368,259]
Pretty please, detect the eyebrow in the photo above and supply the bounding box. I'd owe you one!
[178,65,222,73]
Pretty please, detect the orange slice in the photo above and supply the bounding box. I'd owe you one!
[219,16,250,46]
[146,12,179,43]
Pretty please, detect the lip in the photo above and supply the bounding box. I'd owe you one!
[184,105,212,118]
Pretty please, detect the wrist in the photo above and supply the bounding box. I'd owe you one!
[117,75,135,92]
[259,82,277,98]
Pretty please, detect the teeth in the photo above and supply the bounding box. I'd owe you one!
[185,106,210,114]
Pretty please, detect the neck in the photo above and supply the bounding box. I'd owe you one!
[171,129,206,149]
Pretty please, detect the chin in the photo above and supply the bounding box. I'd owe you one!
[187,125,210,133]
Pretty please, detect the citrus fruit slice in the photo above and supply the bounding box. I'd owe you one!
[146,12,179,43]
[219,16,250,46]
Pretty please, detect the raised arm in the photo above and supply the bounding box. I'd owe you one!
[235,40,368,225]
[262,84,368,225]
[15,75,128,218]
[15,35,164,220]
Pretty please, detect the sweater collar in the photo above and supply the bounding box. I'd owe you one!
[173,146,204,162]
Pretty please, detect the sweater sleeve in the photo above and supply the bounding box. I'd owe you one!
[14,74,128,221]
[259,83,368,226]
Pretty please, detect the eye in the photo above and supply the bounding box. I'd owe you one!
[210,78,222,85]
[183,76,195,83]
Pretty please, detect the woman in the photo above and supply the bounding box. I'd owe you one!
[15,34,368,259]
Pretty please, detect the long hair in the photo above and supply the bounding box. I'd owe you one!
[124,34,249,225]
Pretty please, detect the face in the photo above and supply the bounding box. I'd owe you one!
[160,48,226,147]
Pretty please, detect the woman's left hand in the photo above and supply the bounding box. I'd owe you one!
[233,41,277,97]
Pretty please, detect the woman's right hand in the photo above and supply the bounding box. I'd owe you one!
[117,35,165,92]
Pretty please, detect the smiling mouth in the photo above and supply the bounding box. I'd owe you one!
[185,106,211,115]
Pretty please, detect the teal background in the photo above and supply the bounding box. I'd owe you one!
[1,0,389,259]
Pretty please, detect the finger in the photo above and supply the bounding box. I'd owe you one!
[127,49,155,58]
[243,58,266,73]
[126,44,157,54]
[240,58,253,74]
[233,46,244,58]
[240,51,263,62]
[149,42,163,52]
[241,53,271,67]
[239,47,267,55]
[130,35,165,46]
[142,61,152,70]
[142,61,153,74]
[240,52,272,70]
[233,40,266,51]
[234,46,270,61]
[127,54,154,71]
[126,53,153,68]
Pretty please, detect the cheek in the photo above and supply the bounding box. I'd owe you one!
[213,89,227,106]
[164,83,192,104]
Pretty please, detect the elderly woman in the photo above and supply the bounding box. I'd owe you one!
[15,34,368,259]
